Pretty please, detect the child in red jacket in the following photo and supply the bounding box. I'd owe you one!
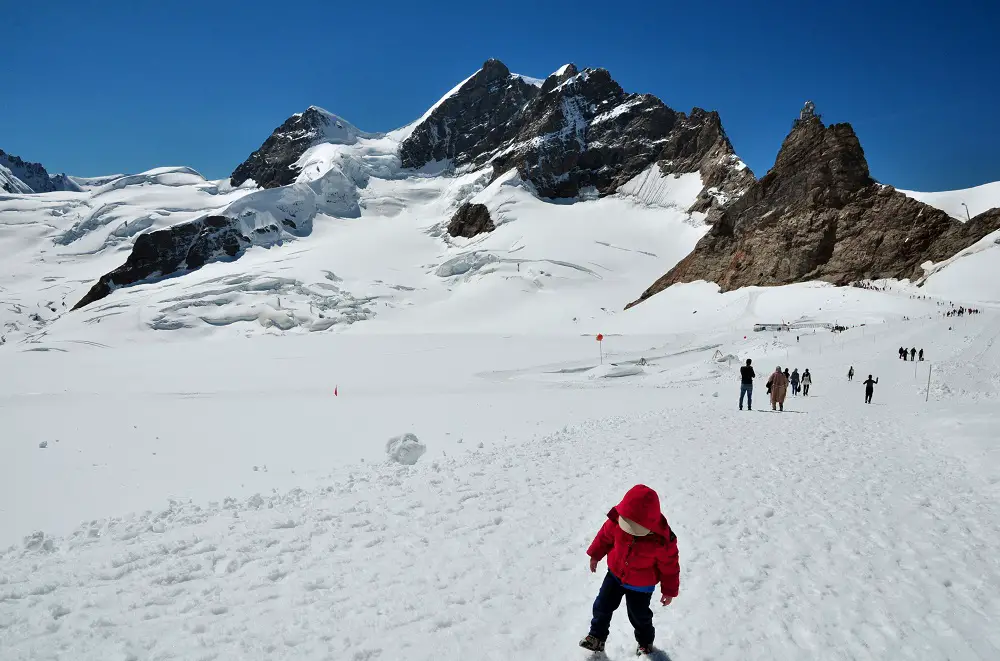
[580,484,680,656]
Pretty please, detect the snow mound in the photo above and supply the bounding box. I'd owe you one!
[435,252,500,278]
[588,364,645,379]
[386,433,427,465]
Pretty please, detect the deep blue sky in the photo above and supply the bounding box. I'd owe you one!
[3,0,998,191]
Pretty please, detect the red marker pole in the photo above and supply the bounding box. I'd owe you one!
[596,333,604,365]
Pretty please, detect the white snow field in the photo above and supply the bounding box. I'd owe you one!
[900,180,1000,221]
[2,288,999,661]
[2,81,1000,659]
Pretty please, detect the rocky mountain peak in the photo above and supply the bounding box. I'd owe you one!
[657,108,755,213]
[398,59,541,170]
[765,113,873,210]
[480,58,512,79]
[230,106,366,189]
[539,63,579,93]
[0,148,80,194]
[627,104,1000,306]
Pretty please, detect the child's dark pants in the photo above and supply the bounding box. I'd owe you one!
[589,572,655,645]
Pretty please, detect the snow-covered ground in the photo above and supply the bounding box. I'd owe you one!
[2,285,999,660]
[2,78,999,659]
[900,180,1000,221]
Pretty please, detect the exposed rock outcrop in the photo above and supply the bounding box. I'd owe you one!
[447,203,495,238]
[230,107,369,189]
[0,148,80,194]
[74,162,365,310]
[628,111,1000,307]
[655,110,755,213]
[399,60,751,205]
[73,216,251,310]
[399,59,541,170]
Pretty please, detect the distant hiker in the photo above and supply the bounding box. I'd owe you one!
[898,347,905,360]
[848,366,855,381]
[580,485,679,657]
[910,347,917,361]
[790,368,801,396]
[768,366,789,411]
[797,336,800,343]
[918,349,924,361]
[863,375,879,404]
[801,369,812,396]
[739,359,755,411]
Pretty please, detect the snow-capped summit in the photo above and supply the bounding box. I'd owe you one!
[399,58,751,206]
[230,106,375,189]
[0,148,80,194]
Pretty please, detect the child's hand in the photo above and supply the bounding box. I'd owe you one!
[660,595,673,606]
[589,557,598,573]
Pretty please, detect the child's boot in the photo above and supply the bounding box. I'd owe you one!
[636,643,655,656]
[580,635,606,652]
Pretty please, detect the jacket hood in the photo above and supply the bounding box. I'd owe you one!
[608,484,670,538]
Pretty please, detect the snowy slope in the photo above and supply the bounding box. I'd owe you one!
[2,294,999,660]
[0,148,79,193]
[1,162,34,194]
[0,168,254,342]
[3,95,1000,659]
[900,180,1000,220]
[1,112,718,346]
[920,229,1000,302]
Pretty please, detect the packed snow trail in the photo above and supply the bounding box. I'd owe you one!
[2,376,998,660]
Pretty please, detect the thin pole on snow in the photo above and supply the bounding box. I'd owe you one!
[926,364,932,402]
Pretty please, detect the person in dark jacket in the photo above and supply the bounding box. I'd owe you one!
[580,485,679,657]
[739,359,755,411]
[910,347,917,361]
[863,375,879,404]
[790,368,800,396]
[848,366,855,381]
[801,369,812,395]
[918,349,924,361]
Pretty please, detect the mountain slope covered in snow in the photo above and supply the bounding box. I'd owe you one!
[900,180,1000,221]
[0,61,997,351]
[0,148,80,194]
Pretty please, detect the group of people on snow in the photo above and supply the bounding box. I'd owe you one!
[738,358,886,411]
[898,347,924,361]
[945,306,979,317]
[738,360,813,412]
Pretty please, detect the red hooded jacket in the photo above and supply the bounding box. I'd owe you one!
[586,485,680,597]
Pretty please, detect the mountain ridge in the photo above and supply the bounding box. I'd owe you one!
[627,107,1000,307]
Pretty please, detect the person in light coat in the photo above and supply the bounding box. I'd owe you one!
[767,366,789,411]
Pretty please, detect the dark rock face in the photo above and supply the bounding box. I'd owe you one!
[399,59,541,170]
[399,59,751,205]
[230,107,362,189]
[656,110,756,213]
[0,148,80,193]
[927,208,1000,264]
[73,216,251,310]
[627,114,1000,307]
[447,203,495,237]
[490,69,678,199]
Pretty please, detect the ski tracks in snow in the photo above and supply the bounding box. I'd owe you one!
[1,400,999,660]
